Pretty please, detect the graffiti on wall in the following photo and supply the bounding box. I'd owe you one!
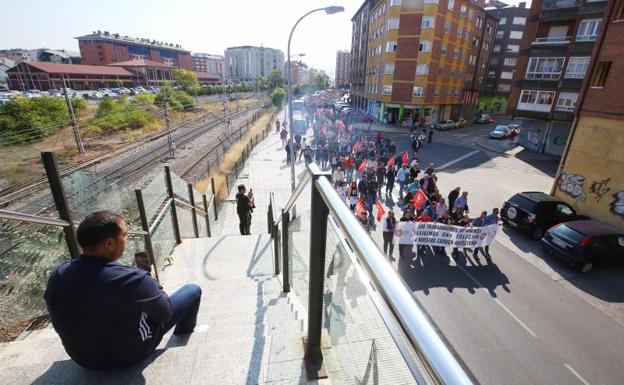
[559,172,585,198]
[589,178,611,202]
[611,192,624,218]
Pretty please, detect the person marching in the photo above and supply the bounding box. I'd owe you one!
[382,211,397,261]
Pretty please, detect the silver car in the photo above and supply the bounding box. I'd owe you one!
[489,125,510,139]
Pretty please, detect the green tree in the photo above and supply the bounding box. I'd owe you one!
[271,87,286,108]
[268,69,285,89]
[155,82,195,110]
[314,73,330,90]
[173,69,199,93]
[256,75,269,90]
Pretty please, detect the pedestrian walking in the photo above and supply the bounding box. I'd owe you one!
[472,211,488,258]
[285,139,292,165]
[348,181,359,211]
[428,129,433,144]
[484,208,499,256]
[275,118,281,134]
[358,210,376,234]
[299,137,308,161]
[448,187,461,214]
[382,211,397,261]
[236,184,253,235]
[280,128,287,148]
[397,164,409,198]
[385,166,396,196]
[453,191,469,214]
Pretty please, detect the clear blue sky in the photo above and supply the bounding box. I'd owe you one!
[2,0,528,77]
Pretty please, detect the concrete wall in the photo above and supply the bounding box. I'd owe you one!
[553,115,624,230]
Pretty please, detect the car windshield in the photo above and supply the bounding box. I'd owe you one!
[551,224,586,244]
[508,194,537,211]
[494,126,508,132]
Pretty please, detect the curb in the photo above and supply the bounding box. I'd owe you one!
[475,140,512,157]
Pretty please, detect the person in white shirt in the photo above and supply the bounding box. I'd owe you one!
[435,198,448,219]
[333,167,345,186]
[298,137,308,161]
[397,164,409,198]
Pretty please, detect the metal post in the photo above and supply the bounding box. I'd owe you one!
[164,166,182,244]
[211,177,218,220]
[187,183,199,238]
[267,198,273,234]
[61,76,85,154]
[273,221,280,275]
[202,194,211,237]
[281,209,290,292]
[225,174,229,190]
[41,152,81,260]
[304,164,331,380]
[235,159,239,179]
[135,189,159,281]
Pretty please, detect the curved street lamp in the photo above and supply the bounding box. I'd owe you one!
[287,6,344,197]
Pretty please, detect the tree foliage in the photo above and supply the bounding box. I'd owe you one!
[268,69,285,89]
[173,69,199,93]
[155,82,195,111]
[271,87,286,107]
[314,73,330,90]
[256,76,269,90]
[84,95,157,135]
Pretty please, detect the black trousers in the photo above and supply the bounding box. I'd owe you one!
[383,232,394,257]
[238,212,251,235]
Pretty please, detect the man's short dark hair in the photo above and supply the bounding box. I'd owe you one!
[76,211,124,248]
[238,184,246,192]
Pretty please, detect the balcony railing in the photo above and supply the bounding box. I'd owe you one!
[532,37,571,45]
[542,0,580,9]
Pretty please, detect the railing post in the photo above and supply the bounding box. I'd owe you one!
[135,189,159,281]
[225,173,229,191]
[267,198,273,235]
[211,177,218,220]
[235,159,239,179]
[202,194,211,237]
[273,220,280,275]
[187,183,199,238]
[164,166,182,244]
[304,164,331,380]
[281,209,290,293]
[41,151,81,260]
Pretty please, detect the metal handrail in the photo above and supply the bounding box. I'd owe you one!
[0,209,70,227]
[174,198,209,217]
[315,175,475,385]
[149,198,173,235]
[274,171,312,227]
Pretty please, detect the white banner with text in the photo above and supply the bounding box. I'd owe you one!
[393,221,498,248]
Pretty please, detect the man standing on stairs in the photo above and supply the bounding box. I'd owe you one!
[236,184,253,235]
[44,211,202,370]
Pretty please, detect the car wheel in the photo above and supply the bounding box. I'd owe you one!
[580,262,593,273]
[530,227,544,240]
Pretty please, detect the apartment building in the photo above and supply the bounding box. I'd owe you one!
[335,50,352,88]
[507,0,607,156]
[224,46,284,83]
[480,2,531,114]
[351,0,379,110]
[552,0,624,229]
[192,53,224,77]
[352,0,492,126]
[76,31,192,70]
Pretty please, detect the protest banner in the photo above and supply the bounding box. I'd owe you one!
[393,221,498,248]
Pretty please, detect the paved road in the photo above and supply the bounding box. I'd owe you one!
[365,122,624,385]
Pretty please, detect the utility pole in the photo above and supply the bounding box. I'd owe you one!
[62,75,85,154]
[220,74,231,137]
[163,85,175,158]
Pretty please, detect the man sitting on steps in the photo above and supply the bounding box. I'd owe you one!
[44,211,202,370]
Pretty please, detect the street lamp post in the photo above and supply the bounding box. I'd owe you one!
[287,6,344,197]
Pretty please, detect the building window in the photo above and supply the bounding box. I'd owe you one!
[518,90,555,112]
[419,40,432,52]
[438,67,444,75]
[496,31,504,39]
[497,84,511,92]
[388,17,400,30]
[386,41,397,52]
[507,44,520,53]
[509,31,523,40]
[444,22,451,34]
[457,26,463,37]
[483,42,489,51]
[565,57,590,78]
[512,17,526,25]
[577,19,602,41]
[555,92,578,112]
[490,57,499,65]
[591,61,611,87]
[468,10,474,20]
[460,5,467,16]
[446,88,453,96]
[526,57,565,79]
[384,63,395,74]
[503,57,517,66]
[441,44,447,55]
[472,36,480,47]
[486,24,492,35]
[499,17,507,25]
[448,0,455,11]
[422,16,435,28]
[500,71,514,79]
[413,86,426,97]
[476,17,483,28]
[383,85,393,95]
[416,63,429,75]
[488,70,496,77]
[614,0,624,21]
[434,87,440,96]
[493,45,501,52]
[391,0,402,6]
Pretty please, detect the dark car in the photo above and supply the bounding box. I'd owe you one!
[541,220,624,273]
[501,192,587,239]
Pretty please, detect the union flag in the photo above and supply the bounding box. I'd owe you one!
[358,159,367,173]
[375,200,386,222]
[387,156,395,168]
[355,197,367,216]
[412,189,428,209]
[402,150,409,166]
[352,141,361,152]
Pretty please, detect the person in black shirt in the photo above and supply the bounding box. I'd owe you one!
[236,184,253,235]
[44,211,201,370]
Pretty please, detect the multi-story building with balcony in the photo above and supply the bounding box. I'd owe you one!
[351,0,493,126]
[507,0,607,156]
[224,46,284,83]
[335,50,352,88]
[76,31,192,70]
[552,0,624,229]
[480,2,531,114]
[192,53,224,77]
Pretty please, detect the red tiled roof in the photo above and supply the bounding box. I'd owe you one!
[108,59,171,68]
[17,62,133,76]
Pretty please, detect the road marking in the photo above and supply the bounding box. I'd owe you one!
[564,364,592,385]
[455,263,538,338]
[437,150,481,170]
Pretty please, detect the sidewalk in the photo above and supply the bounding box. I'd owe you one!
[475,137,560,162]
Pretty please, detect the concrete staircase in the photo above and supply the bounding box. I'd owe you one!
[0,234,318,385]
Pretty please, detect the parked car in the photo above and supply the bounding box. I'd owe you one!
[454,119,467,128]
[501,191,588,239]
[292,111,307,135]
[489,125,511,139]
[435,120,456,131]
[475,113,491,124]
[541,220,624,273]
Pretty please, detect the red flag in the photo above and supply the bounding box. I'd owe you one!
[348,124,353,132]
[352,141,361,152]
[375,200,386,222]
[412,189,428,209]
[387,156,395,168]
[355,197,366,216]
[402,150,409,166]
[358,159,367,173]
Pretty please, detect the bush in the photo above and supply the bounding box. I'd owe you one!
[271,88,286,108]
[0,96,72,144]
[155,85,195,111]
[84,98,157,136]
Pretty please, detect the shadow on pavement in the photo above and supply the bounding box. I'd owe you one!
[514,149,559,178]
[397,246,510,297]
